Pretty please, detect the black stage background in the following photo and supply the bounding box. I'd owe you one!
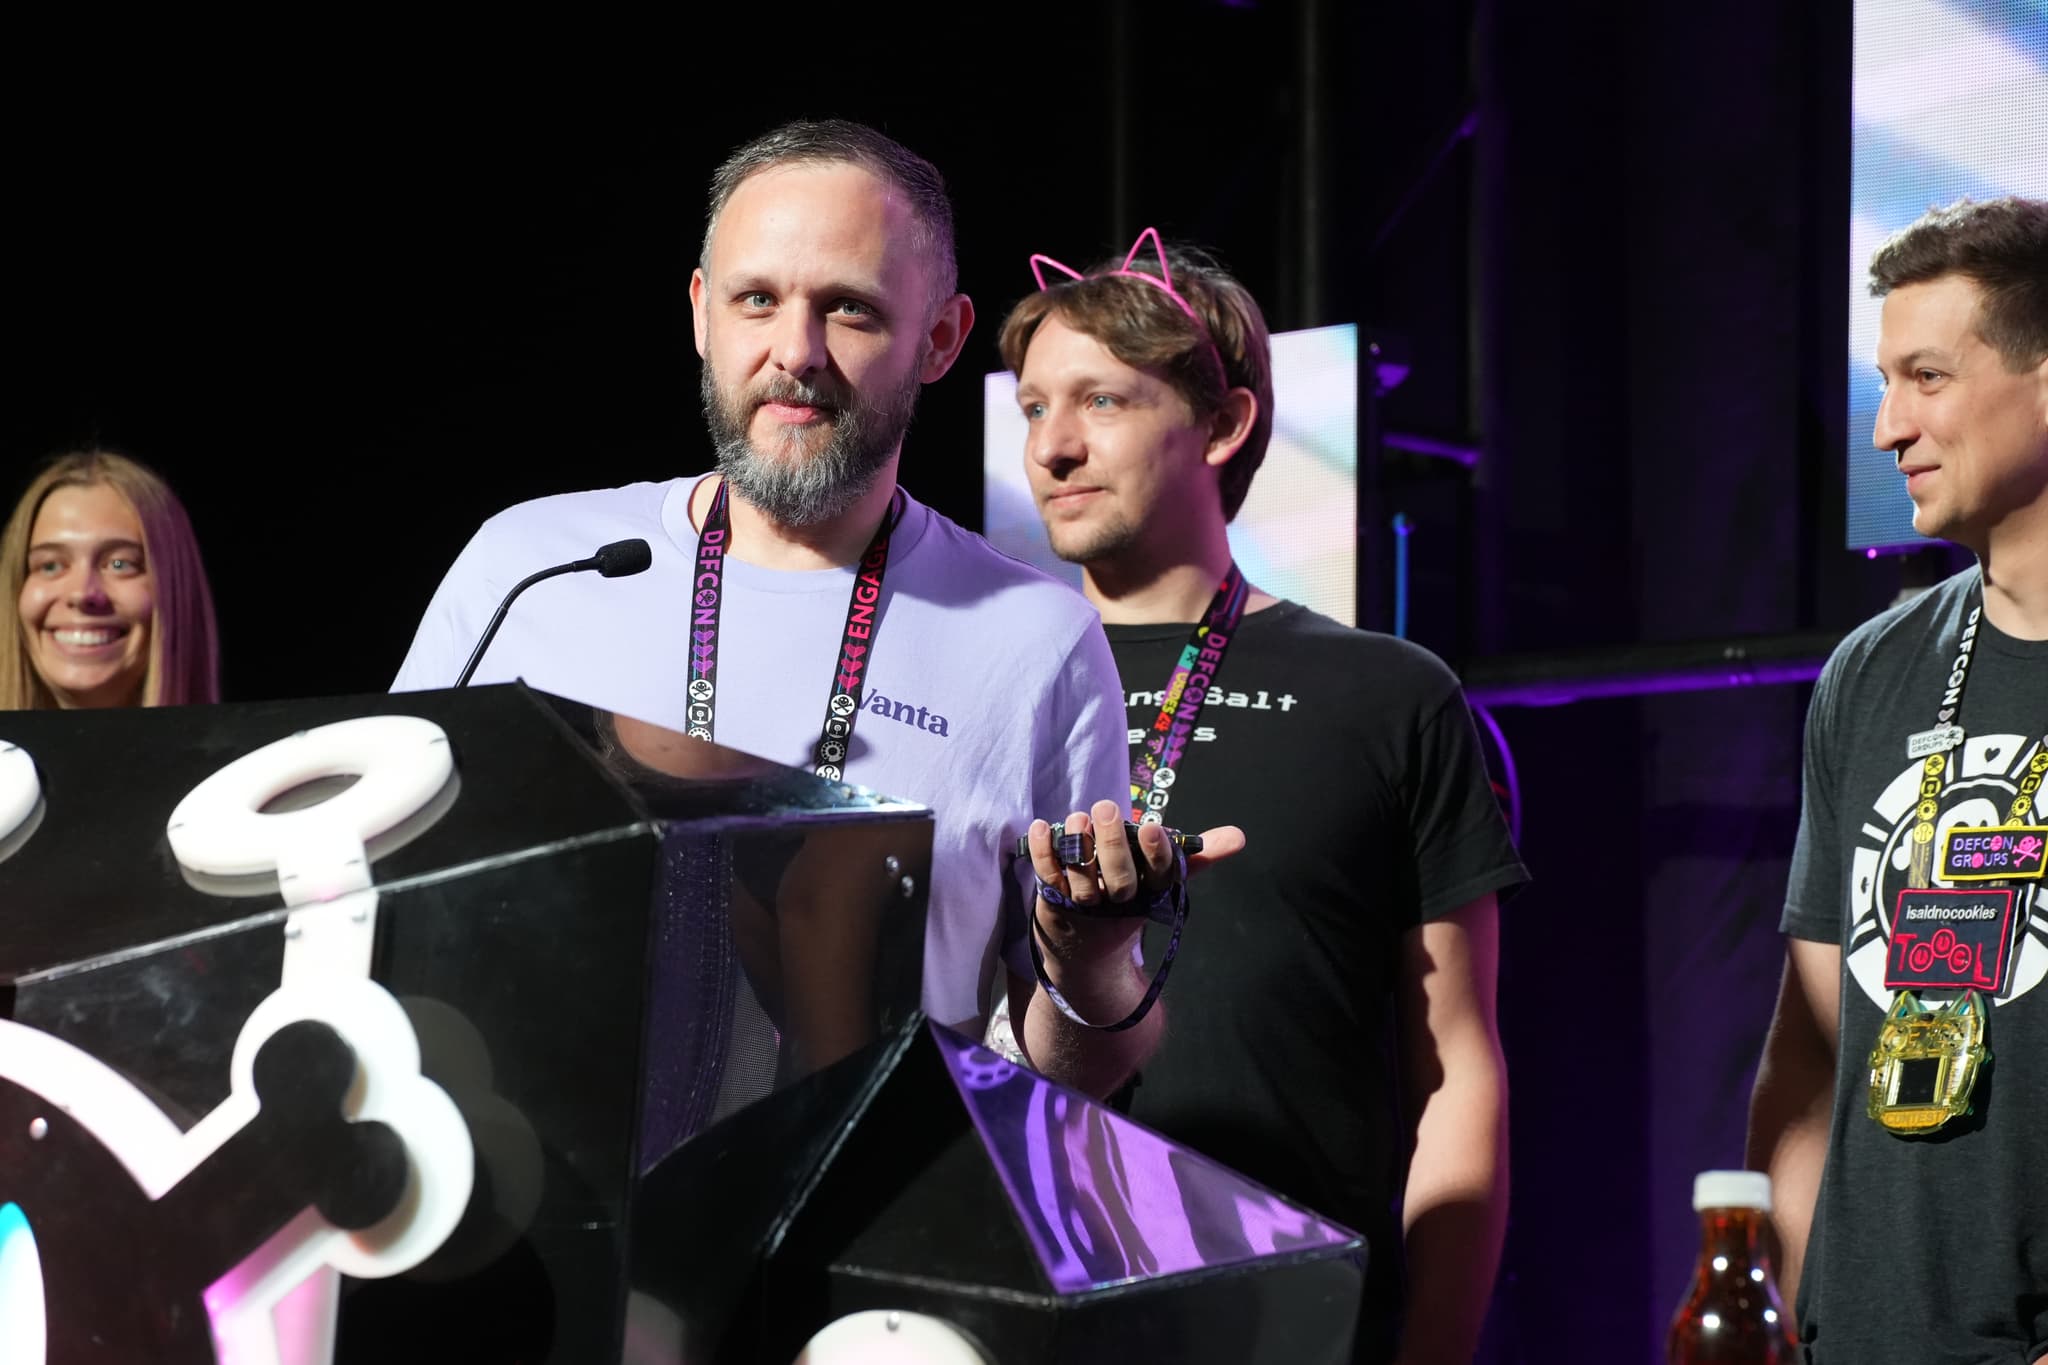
[6,5,1485,701]
[5,3,1916,1356]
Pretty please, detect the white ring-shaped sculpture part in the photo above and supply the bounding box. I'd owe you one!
[0,743,38,847]
[167,716,453,878]
[796,1311,992,1365]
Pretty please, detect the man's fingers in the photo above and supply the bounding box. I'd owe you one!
[1186,824,1246,874]
[1091,799,1138,902]
[1027,818,1064,887]
[1061,811,1101,905]
[1135,819,1179,889]
[1032,806,1225,907]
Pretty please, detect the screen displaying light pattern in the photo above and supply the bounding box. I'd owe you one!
[1847,0,2048,550]
[0,1201,45,1364]
[983,323,1359,625]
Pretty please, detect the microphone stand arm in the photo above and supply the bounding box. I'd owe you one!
[453,560,587,688]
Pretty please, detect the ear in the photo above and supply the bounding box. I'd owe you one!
[1202,387,1260,469]
[688,268,710,360]
[918,292,977,384]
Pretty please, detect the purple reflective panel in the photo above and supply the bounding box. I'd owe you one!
[932,1024,1360,1295]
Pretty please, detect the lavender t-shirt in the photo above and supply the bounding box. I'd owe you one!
[392,477,1128,1031]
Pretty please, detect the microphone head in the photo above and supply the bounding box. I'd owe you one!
[593,539,653,578]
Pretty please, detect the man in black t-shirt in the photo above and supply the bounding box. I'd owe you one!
[996,234,1527,1364]
[1747,196,2048,1361]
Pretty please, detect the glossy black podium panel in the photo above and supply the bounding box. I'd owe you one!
[630,1019,1366,1364]
[0,683,932,1364]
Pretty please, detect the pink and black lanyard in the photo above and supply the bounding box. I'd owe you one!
[1128,562,1248,824]
[684,478,904,780]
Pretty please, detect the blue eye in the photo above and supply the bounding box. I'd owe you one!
[1021,401,1046,421]
[834,299,874,318]
[1089,394,1117,410]
[742,292,773,309]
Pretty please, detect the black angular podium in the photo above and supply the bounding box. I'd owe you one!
[630,1017,1367,1364]
[0,683,933,1364]
[1,683,1366,1364]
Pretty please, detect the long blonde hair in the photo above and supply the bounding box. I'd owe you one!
[1,450,221,709]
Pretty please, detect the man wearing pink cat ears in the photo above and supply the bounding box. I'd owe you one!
[1000,235,1525,1363]
[397,120,1243,1097]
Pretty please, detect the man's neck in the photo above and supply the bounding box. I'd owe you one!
[695,456,903,571]
[1978,500,2048,640]
[1082,526,1274,625]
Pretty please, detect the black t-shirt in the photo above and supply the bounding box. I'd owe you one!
[1105,601,1528,1358]
[1784,566,2048,1362]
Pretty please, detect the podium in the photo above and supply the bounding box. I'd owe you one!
[0,683,932,1363]
[629,1017,1367,1364]
[2,683,1365,1363]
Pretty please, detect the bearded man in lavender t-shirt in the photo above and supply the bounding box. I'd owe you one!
[393,120,1241,1097]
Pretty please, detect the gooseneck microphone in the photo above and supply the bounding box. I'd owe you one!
[454,538,653,687]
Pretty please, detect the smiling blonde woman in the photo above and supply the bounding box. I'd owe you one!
[1,450,220,709]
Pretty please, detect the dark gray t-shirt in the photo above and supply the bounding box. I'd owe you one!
[1784,566,2048,1363]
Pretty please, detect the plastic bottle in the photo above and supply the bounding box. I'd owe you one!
[1666,1170,1799,1364]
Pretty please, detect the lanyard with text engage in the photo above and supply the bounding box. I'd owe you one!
[685,478,904,781]
[1129,563,1248,825]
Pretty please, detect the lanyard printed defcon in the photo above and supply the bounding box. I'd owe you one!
[1129,563,1248,825]
[684,478,904,780]
[1867,586,2048,1137]
[1902,592,2048,890]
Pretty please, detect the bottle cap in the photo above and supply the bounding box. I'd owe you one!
[1693,1169,1772,1212]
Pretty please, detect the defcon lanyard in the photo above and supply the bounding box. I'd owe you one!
[1903,592,2047,889]
[685,477,904,780]
[1867,586,2045,1136]
[1128,563,1248,824]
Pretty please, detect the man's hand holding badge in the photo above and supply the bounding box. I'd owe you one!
[1021,799,1244,1033]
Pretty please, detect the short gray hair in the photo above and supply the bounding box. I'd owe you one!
[700,118,958,304]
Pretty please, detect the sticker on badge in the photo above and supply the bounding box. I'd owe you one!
[1906,724,1966,760]
[1940,825,2048,882]
[1886,887,2017,994]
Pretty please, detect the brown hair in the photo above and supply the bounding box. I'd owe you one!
[1869,195,2048,371]
[997,243,1274,520]
[1,450,221,709]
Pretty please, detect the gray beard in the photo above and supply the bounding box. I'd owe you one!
[701,355,923,527]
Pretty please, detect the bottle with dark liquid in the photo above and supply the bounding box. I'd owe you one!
[1667,1170,1799,1364]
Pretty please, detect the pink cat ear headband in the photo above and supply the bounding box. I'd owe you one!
[1028,227,1225,375]
[1029,226,1206,325]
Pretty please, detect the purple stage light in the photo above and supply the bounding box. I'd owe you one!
[1462,633,1840,708]
[1384,431,1480,467]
